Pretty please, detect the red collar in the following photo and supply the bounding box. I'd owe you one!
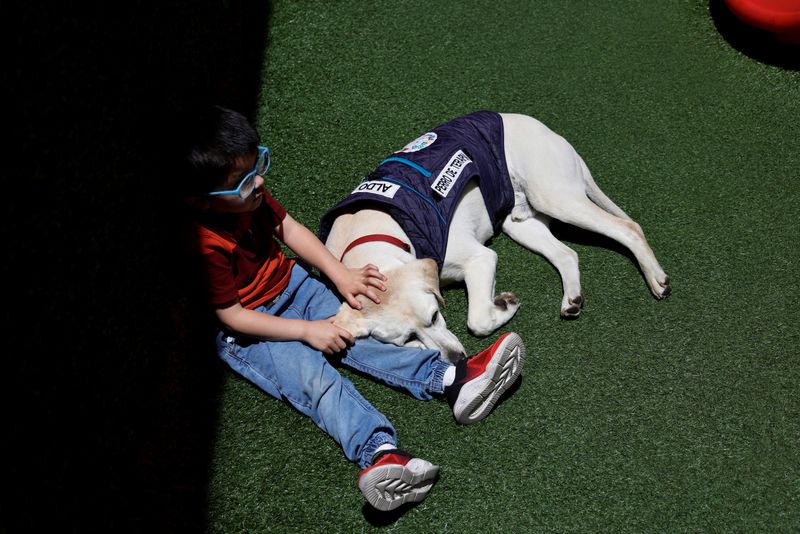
[340,234,412,261]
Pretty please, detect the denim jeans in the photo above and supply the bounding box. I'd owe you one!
[216,264,451,468]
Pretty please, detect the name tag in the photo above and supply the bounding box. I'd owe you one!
[431,150,471,198]
[352,180,400,198]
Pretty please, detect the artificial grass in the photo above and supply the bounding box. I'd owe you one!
[206,0,799,531]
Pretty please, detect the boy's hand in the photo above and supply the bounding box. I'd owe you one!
[277,216,386,309]
[304,318,356,354]
[336,264,387,310]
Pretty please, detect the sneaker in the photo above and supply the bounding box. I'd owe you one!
[445,332,526,424]
[358,449,440,511]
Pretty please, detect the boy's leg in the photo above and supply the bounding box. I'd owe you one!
[216,265,399,468]
[221,334,441,510]
[296,270,451,400]
[294,265,527,421]
[218,333,396,468]
[215,265,443,510]
[345,333,527,425]
[342,338,451,401]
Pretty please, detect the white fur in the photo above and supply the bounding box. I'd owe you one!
[329,113,670,359]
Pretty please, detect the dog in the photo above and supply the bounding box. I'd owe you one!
[320,111,670,362]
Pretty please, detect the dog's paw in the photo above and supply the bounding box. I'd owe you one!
[560,294,584,319]
[469,293,521,336]
[493,292,520,311]
[654,275,671,299]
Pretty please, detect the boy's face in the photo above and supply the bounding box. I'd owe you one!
[203,152,266,214]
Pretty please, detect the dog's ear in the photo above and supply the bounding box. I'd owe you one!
[427,287,445,307]
[418,258,441,288]
[418,258,445,307]
[333,302,370,337]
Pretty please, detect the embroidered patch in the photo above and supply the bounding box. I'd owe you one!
[431,150,472,197]
[396,132,437,153]
[351,180,401,198]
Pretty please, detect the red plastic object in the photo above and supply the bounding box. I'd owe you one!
[724,0,800,43]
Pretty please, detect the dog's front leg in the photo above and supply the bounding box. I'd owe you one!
[502,213,584,318]
[459,245,520,336]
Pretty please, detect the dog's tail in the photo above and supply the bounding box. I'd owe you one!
[578,156,633,221]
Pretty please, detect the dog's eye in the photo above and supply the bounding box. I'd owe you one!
[430,311,439,325]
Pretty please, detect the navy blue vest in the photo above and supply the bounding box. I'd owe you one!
[318,111,515,269]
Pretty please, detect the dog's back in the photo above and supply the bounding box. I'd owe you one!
[319,111,515,269]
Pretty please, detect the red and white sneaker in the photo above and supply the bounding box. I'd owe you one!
[358,449,440,511]
[445,332,526,424]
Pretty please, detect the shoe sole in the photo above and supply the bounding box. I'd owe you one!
[453,332,525,424]
[358,460,440,511]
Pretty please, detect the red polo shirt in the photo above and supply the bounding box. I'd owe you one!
[195,189,295,310]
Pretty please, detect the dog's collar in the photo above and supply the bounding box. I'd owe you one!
[340,234,412,261]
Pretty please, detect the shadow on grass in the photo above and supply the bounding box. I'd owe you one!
[549,220,634,260]
[708,0,800,70]
[362,500,426,526]
[11,1,270,530]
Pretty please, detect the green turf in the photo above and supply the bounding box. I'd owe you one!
[206,1,799,531]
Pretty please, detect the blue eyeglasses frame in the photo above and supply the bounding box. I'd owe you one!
[208,146,271,199]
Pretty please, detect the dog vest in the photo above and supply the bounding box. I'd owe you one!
[318,111,515,269]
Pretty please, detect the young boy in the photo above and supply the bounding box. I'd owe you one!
[180,105,526,512]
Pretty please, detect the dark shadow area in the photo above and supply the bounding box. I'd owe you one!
[550,219,648,287]
[362,499,425,526]
[549,220,633,260]
[551,220,674,302]
[10,1,270,530]
[709,0,800,70]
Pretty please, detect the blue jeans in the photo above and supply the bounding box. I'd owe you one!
[216,264,451,468]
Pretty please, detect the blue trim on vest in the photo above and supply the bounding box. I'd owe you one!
[379,157,432,178]
[379,176,447,225]
[318,111,514,270]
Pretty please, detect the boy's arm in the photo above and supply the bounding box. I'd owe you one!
[215,301,354,354]
[277,213,386,309]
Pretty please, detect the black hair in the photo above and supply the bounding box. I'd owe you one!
[176,105,260,196]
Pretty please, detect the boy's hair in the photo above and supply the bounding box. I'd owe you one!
[178,105,260,196]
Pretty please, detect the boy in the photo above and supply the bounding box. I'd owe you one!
[180,106,526,512]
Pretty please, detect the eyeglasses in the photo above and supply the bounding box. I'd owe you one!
[208,146,270,199]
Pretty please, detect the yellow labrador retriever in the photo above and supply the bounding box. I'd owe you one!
[322,112,670,361]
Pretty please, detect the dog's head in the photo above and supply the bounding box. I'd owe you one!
[335,258,466,363]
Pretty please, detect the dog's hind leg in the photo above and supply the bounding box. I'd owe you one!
[502,112,670,300]
[542,197,670,299]
[502,212,584,318]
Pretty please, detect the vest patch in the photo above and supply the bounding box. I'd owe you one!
[431,150,472,198]
[397,132,437,153]
[319,111,514,269]
[351,180,401,198]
